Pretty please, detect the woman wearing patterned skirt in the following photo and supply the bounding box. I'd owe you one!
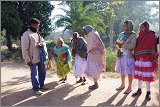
[51,38,72,83]
[132,21,158,101]
[83,25,106,90]
[115,20,137,94]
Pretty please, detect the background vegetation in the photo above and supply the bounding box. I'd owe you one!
[1,1,159,72]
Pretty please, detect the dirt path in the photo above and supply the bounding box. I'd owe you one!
[1,62,159,106]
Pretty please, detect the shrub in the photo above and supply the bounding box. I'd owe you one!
[46,41,56,49]
[105,48,117,72]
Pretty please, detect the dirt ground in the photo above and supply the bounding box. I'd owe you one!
[1,62,159,106]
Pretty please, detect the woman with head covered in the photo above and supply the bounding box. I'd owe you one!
[115,20,137,94]
[51,37,72,83]
[83,25,106,90]
[132,21,158,101]
[71,32,87,85]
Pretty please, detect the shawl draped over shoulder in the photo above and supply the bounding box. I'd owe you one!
[53,44,72,63]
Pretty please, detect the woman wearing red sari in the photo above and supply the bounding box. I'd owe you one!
[132,21,158,101]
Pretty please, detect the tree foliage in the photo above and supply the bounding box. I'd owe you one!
[2,1,158,51]
[95,1,125,49]
[54,1,159,49]
[55,1,104,36]
[1,1,22,51]
[114,1,159,34]
[14,1,54,37]
[1,1,54,51]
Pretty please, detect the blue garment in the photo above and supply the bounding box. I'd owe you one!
[53,44,72,62]
[38,46,48,64]
[30,62,46,91]
[83,25,94,33]
[119,33,125,40]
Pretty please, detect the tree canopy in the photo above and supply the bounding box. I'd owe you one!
[55,1,104,36]
[14,1,54,37]
[1,1,159,51]
[1,1,54,51]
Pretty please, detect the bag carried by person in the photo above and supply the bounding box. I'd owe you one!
[38,33,48,64]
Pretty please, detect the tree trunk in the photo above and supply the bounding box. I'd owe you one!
[109,16,114,51]
[108,1,115,51]
[6,34,13,51]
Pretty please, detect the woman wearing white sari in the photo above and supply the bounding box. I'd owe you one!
[72,32,87,85]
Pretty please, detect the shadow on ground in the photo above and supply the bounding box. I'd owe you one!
[96,90,146,106]
[1,75,30,88]
[1,81,92,106]
[1,62,27,68]
[97,90,122,106]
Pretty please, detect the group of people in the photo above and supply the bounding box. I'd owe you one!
[49,25,106,90]
[115,20,158,101]
[21,18,158,102]
[21,18,105,95]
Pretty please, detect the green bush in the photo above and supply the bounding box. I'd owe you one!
[46,41,56,49]
[105,48,117,72]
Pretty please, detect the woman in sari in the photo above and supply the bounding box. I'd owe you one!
[52,37,72,83]
[83,25,106,90]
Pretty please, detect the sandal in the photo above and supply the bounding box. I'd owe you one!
[116,87,125,91]
[88,85,99,90]
[124,90,132,94]
[76,79,83,83]
[89,85,94,89]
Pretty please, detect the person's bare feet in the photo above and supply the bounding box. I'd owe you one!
[124,87,132,94]
[116,85,125,91]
